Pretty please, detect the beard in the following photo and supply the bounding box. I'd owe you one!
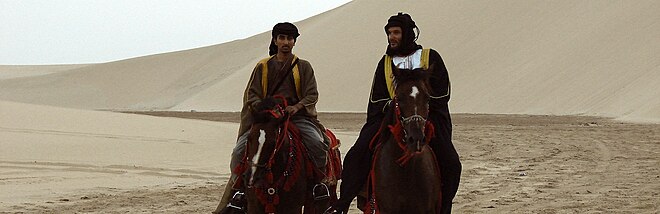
[279,47,291,54]
[386,41,421,56]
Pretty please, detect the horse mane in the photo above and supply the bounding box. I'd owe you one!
[393,67,431,85]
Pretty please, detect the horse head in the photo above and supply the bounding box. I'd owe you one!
[252,96,289,125]
[392,64,435,154]
[245,95,290,185]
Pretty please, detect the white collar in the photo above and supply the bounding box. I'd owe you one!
[392,49,423,70]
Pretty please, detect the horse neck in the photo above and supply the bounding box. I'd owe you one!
[377,137,439,196]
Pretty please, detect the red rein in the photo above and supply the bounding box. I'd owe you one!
[233,95,309,213]
[255,118,306,213]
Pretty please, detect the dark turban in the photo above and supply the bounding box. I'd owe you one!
[384,12,421,56]
[269,22,300,55]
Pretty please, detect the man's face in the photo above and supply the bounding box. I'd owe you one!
[274,34,296,54]
[387,26,403,50]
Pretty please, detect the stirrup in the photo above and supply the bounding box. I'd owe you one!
[226,191,246,212]
[323,206,345,214]
[313,183,330,201]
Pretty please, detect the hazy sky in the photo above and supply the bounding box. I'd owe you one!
[0,0,352,65]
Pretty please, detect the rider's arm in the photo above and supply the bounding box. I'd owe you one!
[367,57,391,123]
[294,60,318,111]
[427,49,450,111]
[245,62,266,113]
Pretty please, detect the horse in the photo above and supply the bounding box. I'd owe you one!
[231,95,340,214]
[367,65,442,214]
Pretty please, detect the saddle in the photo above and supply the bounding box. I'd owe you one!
[227,96,342,213]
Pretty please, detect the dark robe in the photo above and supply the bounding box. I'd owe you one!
[337,48,461,214]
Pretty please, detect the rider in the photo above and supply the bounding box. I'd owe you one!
[327,13,462,214]
[213,22,330,213]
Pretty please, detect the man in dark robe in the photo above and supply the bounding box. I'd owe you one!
[327,13,462,214]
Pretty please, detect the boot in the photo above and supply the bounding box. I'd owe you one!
[323,203,348,214]
[225,191,247,212]
[212,175,239,214]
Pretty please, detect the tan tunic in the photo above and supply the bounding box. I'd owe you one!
[237,55,319,139]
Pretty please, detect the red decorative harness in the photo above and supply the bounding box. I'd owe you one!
[233,96,309,213]
[233,95,341,213]
[365,97,439,214]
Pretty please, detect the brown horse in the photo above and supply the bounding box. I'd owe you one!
[367,66,442,213]
[231,96,338,214]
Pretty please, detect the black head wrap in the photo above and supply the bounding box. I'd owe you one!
[384,12,422,56]
[269,22,300,56]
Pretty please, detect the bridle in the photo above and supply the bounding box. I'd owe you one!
[390,90,434,166]
[393,96,429,142]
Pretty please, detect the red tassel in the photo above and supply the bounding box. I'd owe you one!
[265,204,276,213]
[425,121,435,144]
[266,172,273,183]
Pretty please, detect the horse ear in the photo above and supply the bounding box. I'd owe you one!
[392,64,401,77]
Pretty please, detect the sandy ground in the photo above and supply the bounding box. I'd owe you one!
[2,112,658,213]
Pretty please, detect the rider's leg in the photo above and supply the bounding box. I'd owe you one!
[212,175,237,214]
[293,118,331,200]
[213,132,250,213]
[428,117,461,214]
[293,118,329,170]
[330,119,380,213]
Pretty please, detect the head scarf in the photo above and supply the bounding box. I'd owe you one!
[269,22,300,56]
[384,12,422,56]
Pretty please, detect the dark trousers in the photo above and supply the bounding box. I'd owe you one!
[334,120,379,211]
[335,119,461,214]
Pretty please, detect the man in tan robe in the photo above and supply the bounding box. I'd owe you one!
[214,22,328,213]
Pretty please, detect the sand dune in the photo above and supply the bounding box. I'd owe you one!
[1,0,658,122]
[0,64,91,80]
[0,41,264,110]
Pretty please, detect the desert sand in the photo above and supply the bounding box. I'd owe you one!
[2,110,658,213]
[1,0,659,213]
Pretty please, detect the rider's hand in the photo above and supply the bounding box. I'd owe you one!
[285,104,302,115]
